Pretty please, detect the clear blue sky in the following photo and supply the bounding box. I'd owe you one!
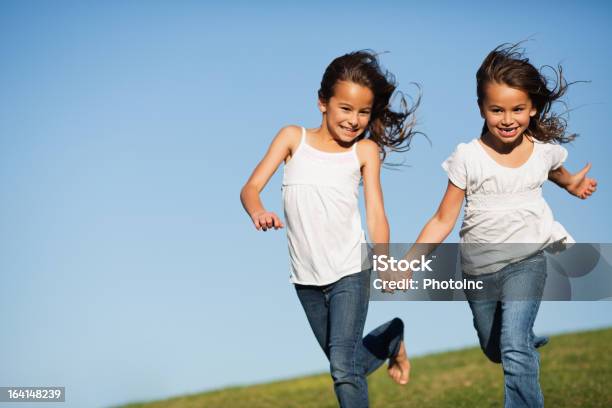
[1,1,611,407]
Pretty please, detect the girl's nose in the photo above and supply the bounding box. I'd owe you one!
[502,112,513,125]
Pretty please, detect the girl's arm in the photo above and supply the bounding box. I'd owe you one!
[359,140,395,291]
[415,181,465,244]
[240,126,299,230]
[401,181,465,263]
[548,163,597,199]
[359,140,389,244]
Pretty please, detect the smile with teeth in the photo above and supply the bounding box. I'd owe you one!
[340,125,358,134]
[498,127,519,137]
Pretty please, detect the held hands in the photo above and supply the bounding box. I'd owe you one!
[373,243,413,294]
[378,268,413,294]
[251,211,284,231]
[566,163,597,199]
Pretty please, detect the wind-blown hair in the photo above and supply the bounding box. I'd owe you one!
[477,43,576,143]
[318,50,421,161]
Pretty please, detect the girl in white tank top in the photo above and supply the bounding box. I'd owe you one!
[241,51,421,407]
[283,126,365,285]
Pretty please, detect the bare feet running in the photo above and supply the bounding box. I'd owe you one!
[388,340,410,385]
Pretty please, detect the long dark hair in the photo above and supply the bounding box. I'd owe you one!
[318,50,421,161]
[476,42,576,143]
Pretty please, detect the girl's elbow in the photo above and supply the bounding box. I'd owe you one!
[239,184,249,199]
[242,181,259,193]
[240,183,258,202]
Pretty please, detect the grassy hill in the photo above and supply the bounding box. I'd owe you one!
[121,328,612,408]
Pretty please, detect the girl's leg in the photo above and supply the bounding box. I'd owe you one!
[465,271,503,363]
[297,271,407,407]
[326,270,371,408]
[295,284,330,358]
[361,317,405,376]
[499,253,547,408]
[327,270,408,405]
[467,300,503,362]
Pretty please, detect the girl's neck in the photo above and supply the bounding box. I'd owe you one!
[311,123,355,151]
[481,132,528,155]
[478,132,535,169]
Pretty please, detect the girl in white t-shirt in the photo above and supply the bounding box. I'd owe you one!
[413,44,597,407]
[241,51,420,407]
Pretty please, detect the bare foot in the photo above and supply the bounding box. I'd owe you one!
[388,340,410,385]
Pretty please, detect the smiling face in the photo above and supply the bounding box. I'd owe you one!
[480,82,537,145]
[318,80,374,144]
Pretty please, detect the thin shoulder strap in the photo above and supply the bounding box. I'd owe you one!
[301,127,307,145]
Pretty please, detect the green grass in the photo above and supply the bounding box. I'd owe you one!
[120,328,612,408]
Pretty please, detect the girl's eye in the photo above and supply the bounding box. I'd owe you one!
[515,108,524,112]
[341,107,351,112]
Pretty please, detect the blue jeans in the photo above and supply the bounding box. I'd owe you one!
[295,270,404,408]
[464,252,548,408]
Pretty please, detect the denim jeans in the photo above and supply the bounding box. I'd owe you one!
[464,252,548,408]
[295,269,404,408]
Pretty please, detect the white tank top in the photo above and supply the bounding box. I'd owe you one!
[282,127,366,285]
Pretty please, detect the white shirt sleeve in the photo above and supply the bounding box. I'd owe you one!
[547,144,568,170]
[441,143,468,190]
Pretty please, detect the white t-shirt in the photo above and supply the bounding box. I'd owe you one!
[442,138,574,275]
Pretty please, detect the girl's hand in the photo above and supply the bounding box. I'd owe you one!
[252,211,284,231]
[566,163,598,199]
[378,269,412,294]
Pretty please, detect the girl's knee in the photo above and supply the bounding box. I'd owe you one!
[500,335,531,354]
[483,346,502,363]
[330,359,363,385]
[389,317,404,339]
[500,341,539,373]
[329,348,358,377]
[390,317,404,328]
[330,347,369,383]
